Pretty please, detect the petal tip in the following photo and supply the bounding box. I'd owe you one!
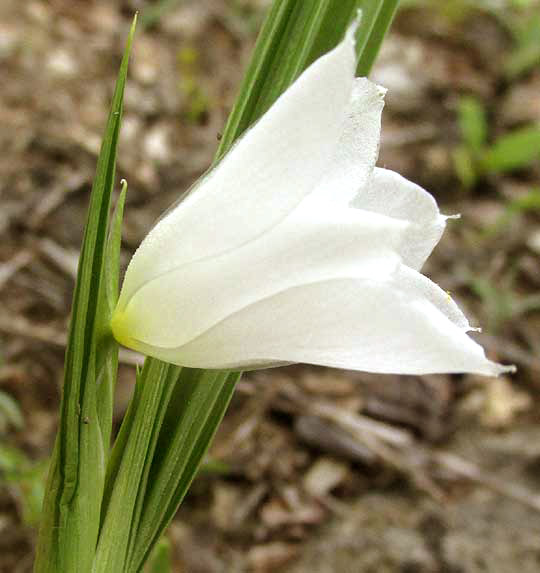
[488,361,517,377]
[498,363,517,375]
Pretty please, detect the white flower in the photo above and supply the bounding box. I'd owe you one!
[111,27,513,377]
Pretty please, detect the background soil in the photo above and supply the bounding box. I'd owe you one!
[1,1,540,571]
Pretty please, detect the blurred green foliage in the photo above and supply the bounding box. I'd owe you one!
[469,272,540,331]
[483,128,540,173]
[453,95,540,188]
[0,443,48,527]
[467,187,540,329]
[401,0,502,21]
[140,0,184,28]
[453,96,488,188]
[177,45,210,124]
[485,188,540,236]
[503,6,540,77]
[145,537,172,573]
[0,389,24,434]
[0,389,47,527]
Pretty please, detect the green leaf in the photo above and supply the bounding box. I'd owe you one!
[0,443,48,527]
[355,0,400,76]
[34,17,136,573]
[505,10,540,78]
[457,95,487,152]
[145,537,172,573]
[453,145,478,189]
[0,389,24,433]
[483,187,540,237]
[482,126,540,173]
[93,361,179,573]
[127,371,239,572]
[96,181,128,455]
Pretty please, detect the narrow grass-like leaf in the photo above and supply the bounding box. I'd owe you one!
[99,362,146,522]
[93,361,178,573]
[146,537,172,573]
[34,17,136,573]
[356,0,400,76]
[127,371,239,572]
[96,181,128,454]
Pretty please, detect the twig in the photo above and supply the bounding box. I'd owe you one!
[0,250,34,291]
[279,381,540,512]
[38,238,79,279]
[435,451,540,512]
[27,171,87,230]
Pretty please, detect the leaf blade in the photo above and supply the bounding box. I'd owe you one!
[34,17,136,573]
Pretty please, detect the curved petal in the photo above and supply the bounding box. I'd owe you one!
[112,204,408,349]
[118,26,357,308]
[127,265,512,376]
[308,77,386,205]
[353,167,447,270]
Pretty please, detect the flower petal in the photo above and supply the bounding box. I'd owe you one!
[308,77,386,205]
[352,167,447,270]
[113,203,407,349]
[128,265,511,376]
[117,27,357,308]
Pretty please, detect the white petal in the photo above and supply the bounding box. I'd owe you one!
[308,77,386,205]
[117,27,357,308]
[113,203,407,349]
[352,167,447,270]
[129,265,510,376]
